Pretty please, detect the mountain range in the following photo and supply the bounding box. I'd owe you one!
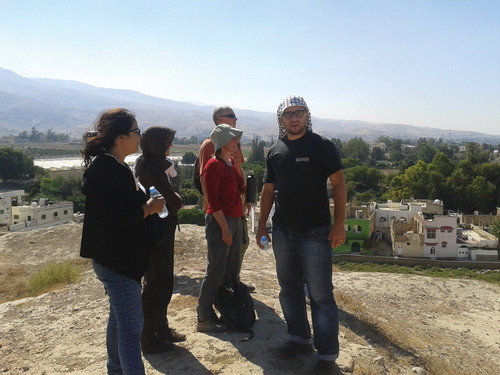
[1,67,498,143]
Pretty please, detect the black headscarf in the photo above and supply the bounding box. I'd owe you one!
[135,126,176,177]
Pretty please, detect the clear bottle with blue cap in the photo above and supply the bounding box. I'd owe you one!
[260,236,270,251]
[149,186,169,218]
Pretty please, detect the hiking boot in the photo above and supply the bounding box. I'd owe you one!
[157,327,187,343]
[274,341,314,358]
[141,334,175,354]
[196,319,228,333]
[309,360,340,375]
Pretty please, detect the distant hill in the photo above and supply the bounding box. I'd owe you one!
[1,67,499,143]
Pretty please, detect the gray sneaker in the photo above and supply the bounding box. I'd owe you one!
[274,341,314,358]
[196,319,228,333]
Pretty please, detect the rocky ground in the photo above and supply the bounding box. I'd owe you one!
[0,222,499,375]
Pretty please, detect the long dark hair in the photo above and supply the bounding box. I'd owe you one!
[81,108,136,168]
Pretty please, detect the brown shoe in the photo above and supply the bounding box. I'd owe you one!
[157,327,187,343]
[196,319,228,333]
[274,341,314,358]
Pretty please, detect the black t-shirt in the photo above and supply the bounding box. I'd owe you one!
[264,131,343,230]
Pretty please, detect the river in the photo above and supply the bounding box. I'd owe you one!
[34,154,182,169]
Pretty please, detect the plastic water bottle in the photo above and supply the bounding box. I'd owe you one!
[260,236,270,251]
[149,186,169,218]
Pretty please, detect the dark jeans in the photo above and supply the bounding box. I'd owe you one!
[197,214,242,321]
[142,215,177,336]
[272,223,339,361]
[93,260,145,375]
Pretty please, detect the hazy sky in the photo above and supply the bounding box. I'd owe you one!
[1,0,499,135]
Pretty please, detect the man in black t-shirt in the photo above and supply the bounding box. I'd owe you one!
[257,96,347,375]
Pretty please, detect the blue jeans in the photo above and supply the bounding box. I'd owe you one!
[272,224,339,361]
[93,261,145,375]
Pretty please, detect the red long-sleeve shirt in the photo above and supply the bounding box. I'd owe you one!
[204,157,244,217]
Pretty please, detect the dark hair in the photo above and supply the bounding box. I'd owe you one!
[81,108,136,168]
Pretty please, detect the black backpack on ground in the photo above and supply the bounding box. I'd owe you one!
[215,282,256,341]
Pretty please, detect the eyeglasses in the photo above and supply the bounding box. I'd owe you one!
[282,110,306,119]
[128,128,141,136]
[218,114,237,119]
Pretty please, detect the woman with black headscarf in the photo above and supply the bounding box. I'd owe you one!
[134,126,185,354]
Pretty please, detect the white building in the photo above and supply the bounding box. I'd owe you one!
[10,199,74,232]
[0,190,24,226]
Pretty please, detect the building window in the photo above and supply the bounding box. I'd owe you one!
[63,210,68,215]
[379,217,387,222]
[430,247,436,254]
[442,243,447,248]
[0,209,4,214]
[53,212,58,217]
[14,215,19,219]
[427,229,436,239]
[441,228,445,233]
[41,214,46,220]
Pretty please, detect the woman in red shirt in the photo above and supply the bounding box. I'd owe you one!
[196,124,244,333]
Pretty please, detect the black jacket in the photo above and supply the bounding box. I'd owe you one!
[80,154,152,282]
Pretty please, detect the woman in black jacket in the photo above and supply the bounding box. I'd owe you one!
[80,109,165,375]
[134,126,185,354]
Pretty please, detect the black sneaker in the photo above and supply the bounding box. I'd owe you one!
[141,334,175,354]
[274,341,314,358]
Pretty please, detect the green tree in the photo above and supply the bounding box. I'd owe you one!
[465,176,496,214]
[343,137,370,162]
[0,147,37,179]
[429,152,455,177]
[330,138,344,158]
[463,142,490,165]
[182,151,196,164]
[248,136,265,163]
[370,146,385,162]
[490,221,500,247]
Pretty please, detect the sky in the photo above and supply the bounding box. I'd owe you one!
[1,0,499,135]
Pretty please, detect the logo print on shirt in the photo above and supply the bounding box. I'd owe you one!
[295,157,309,162]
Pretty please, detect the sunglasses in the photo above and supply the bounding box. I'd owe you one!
[128,128,141,135]
[282,110,306,119]
[218,114,237,119]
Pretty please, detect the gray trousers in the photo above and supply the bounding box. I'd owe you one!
[197,214,243,321]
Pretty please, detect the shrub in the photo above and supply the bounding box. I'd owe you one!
[28,261,81,295]
[178,208,205,226]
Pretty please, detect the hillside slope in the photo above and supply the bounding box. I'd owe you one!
[0,223,499,374]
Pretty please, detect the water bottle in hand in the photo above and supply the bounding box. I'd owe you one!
[149,186,169,218]
[260,236,270,251]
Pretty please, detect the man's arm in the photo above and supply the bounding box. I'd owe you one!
[329,169,347,248]
[256,182,275,248]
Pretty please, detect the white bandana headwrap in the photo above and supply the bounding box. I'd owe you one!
[277,95,313,139]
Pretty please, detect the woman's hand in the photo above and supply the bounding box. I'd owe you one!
[142,196,166,218]
[221,227,233,246]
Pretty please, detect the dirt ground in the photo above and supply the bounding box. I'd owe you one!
[0,222,499,375]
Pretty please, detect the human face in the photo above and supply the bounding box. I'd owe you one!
[126,121,141,154]
[165,143,173,157]
[216,109,238,127]
[281,106,307,139]
[221,137,239,156]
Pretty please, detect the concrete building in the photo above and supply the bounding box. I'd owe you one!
[10,199,74,231]
[0,190,24,227]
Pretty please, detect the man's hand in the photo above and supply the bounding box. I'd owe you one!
[329,221,346,248]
